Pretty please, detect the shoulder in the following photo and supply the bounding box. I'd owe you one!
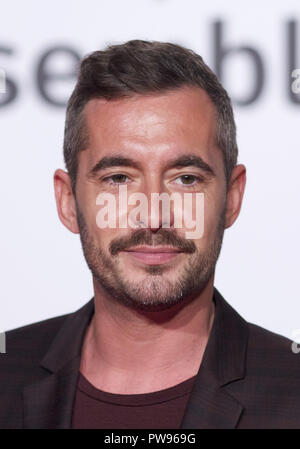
[3,312,70,360]
[0,298,93,371]
[227,321,300,427]
[247,320,296,359]
[0,312,73,389]
[246,321,300,375]
[0,299,93,374]
[0,310,73,424]
[2,299,93,362]
[215,288,300,374]
[0,300,93,428]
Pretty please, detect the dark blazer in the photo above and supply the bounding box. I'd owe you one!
[1,287,300,429]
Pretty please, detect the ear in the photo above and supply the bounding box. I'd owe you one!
[53,169,79,234]
[225,164,246,229]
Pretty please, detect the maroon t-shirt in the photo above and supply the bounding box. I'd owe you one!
[71,372,197,429]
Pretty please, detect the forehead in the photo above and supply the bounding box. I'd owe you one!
[81,86,222,172]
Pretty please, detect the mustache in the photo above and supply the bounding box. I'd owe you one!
[109,228,196,256]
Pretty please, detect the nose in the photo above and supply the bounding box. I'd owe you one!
[130,177,176,233]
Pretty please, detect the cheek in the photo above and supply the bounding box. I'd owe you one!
[196,189,225,247]
[93,224,118,251]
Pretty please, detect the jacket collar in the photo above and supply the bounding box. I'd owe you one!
[40,299,95,373]
[180,288,248,428]
[23,300,94,429]
[23,288,248,428]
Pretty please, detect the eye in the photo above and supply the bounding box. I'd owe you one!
[173,174,203,186]
[102,174,130,185]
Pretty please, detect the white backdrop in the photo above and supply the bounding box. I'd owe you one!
[0,0,299,339]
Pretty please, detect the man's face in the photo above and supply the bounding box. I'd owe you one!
[74,86,228,311]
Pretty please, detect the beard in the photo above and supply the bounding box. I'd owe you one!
[76,202,226,312]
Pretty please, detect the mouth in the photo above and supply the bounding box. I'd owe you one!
[121,246,185,265]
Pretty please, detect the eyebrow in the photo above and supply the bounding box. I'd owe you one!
[165,155,215,177]
[88,155,140,178]
[88,153,215,178]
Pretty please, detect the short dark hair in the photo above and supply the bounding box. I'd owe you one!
[63,39,238,194]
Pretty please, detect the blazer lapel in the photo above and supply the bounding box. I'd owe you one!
[22,288,248,429]
[23,356,80,429]
[180,382,244,429]
[181,288,248,429]
[23,299,95,429]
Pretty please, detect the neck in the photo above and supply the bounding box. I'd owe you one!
[80,277,215,394]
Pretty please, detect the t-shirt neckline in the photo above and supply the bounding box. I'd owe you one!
[77,372,197,406]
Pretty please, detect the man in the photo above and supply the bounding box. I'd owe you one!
[1,39,299,429]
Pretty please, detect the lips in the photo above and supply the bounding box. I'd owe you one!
[122,246,184,265]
